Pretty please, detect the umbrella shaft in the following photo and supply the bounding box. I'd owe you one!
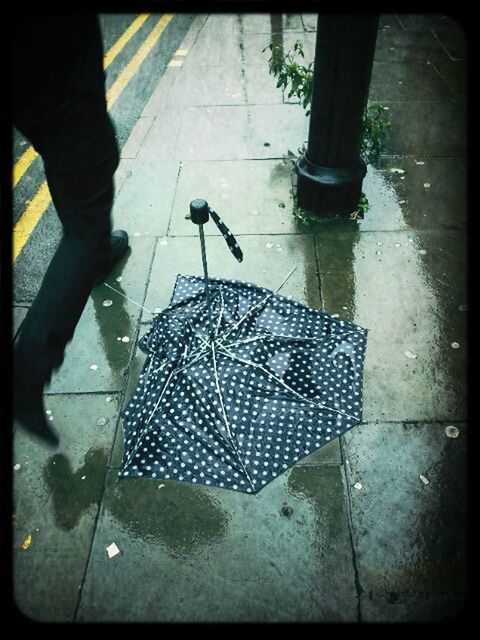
[199,224,213,333]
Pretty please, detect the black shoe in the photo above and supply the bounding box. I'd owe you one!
[93,230,130,286]
[13,350,59,449]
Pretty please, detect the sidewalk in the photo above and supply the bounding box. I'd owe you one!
[13,13,467,622]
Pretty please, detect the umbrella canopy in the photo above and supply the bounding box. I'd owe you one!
[119,270,368,493]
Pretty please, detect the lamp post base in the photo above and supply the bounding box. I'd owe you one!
[295,154,367,217]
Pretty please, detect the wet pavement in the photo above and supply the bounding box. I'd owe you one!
[12,13,468,622]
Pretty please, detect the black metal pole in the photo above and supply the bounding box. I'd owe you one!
[190,199,213,335]
[295,14,379,216]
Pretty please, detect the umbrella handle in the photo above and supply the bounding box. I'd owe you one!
[189,199,243,263]
[190,198,210,225]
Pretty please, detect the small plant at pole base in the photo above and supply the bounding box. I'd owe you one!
[263,40,391,218]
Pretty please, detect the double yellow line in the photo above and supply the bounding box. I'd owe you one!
[13,13,174,262]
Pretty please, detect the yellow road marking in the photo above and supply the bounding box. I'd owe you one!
[13,182,52,260]
[13,146,37,189]
[107,13,174,108]
[103,13,149,68]
[13,13,174,263]
[175,48,188,55]
[13,13,150,189]
[168,59,183,67]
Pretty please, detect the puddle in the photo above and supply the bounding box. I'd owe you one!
[106,479,230,557]
[42,448,109,532]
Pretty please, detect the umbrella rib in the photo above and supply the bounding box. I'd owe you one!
[213,288,225,339]
[211,341,256,491]
[217,345,358,421]
[223,326,364,350]
[124,363,177,465]
[216,265,297,347]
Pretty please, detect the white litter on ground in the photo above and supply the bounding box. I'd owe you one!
[90,364,98,371]
[106,542,120,558]
[103,300,113,307]
[451,342,460,349]
[445,425,460,439]
[13,464,21,471]
[419,474,430,485]
[353,482,363,490]
[404,350,417,359]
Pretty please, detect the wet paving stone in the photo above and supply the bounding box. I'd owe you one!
[47,237,155,394]
[13,394,121,621]
[344,422,467,594]
[77,466,357,622]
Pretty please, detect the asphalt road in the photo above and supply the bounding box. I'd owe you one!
[13,13,195,303]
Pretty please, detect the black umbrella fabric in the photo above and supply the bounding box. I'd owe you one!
[118,270,368,494]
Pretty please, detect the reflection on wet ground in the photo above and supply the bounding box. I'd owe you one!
[106,479,230,555]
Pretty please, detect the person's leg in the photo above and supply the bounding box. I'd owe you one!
[14,91,125,446]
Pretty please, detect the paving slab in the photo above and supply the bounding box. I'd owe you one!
[179,32,243,69]
[112,161,179,237]
[377,100,466,156]
[373,30,448,63]
[378,15,403,32]
[13,394,122,621]
[430,25,467,62]
[77,466,357,622]
[238,13,304,35]
[133,105,184,161]
[47,237,155,394]
[108,348,148,469]
[141,234,320,322]
[316,230,467,422]
[394,14,455,32]
[169,159,295,236]
[114,158,135,198]
[174,104,308,161]
[301,14,318,32]
[343,422,467,593]
[120,116,155,159]
[245,64,285,105]
[291,164,409,234]
[297,158,466,236]
[360,591,467,622]
[369,60,454,101]
[242,32,317,68]
[374,156,467,231]
[160,63,247,107]
[431,60,467,101]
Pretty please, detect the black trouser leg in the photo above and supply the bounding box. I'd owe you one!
[14,91,119,379]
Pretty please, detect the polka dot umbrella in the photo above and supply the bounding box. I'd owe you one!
[119,200,368,493]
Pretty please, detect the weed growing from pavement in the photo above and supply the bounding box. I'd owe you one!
[263,40,391,219]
